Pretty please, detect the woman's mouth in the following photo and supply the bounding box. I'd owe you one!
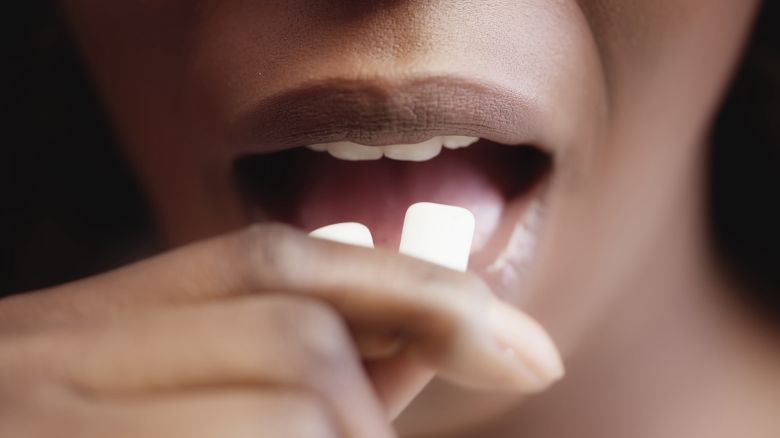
[229,76,554,299]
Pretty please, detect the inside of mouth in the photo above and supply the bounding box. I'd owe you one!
[233,140,550,253]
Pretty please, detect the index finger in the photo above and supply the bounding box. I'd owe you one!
[2,224,562,392]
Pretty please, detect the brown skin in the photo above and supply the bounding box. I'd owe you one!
[0,225,560,437]
[2,0,778,437]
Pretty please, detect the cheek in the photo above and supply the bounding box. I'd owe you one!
[64,1,199,172]
[576,0,760,177]
[580,0,760,102]
[64,1,253,242]
[522,0,760,349]
[64,1,196,92]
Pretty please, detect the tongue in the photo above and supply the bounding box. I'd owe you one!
[235,142,548,255]
[292,147,508,252]
[309,202,475,272]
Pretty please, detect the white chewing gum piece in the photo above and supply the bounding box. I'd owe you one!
[309,222,375,248]
[389,202,475,419]
[399,202,475,272]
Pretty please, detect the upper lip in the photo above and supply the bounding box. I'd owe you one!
[228,75,549,155]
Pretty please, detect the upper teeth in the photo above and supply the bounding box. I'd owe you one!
[306,136,479,162]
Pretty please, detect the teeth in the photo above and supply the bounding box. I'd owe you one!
[383,137,442,162]
[326,141,383,161]
[306,136,480,162]
[442,135,479,150]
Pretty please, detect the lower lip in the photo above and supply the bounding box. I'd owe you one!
[233,141,550,298]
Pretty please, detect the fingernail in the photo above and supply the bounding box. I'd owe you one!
[488,301,564,390]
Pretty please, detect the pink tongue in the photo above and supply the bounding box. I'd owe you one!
[292,149,506,252]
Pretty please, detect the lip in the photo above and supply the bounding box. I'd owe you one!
[227,75,550,155]
[229,74,554,301]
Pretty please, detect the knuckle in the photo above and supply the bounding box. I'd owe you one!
[238,296,353,366]
[259,297,355,376]
[241,222,301,247]
[233,223,305,288]
[286,300,353,365]
[223,297,355,393]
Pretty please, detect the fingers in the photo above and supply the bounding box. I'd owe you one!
[3,223,563,395]
[20,296,392,438]
[353,332,403,359]
[244,226,563,393]
[170,225,564,390]
[366,299,565,417]
[83,390,346,438]
[366,353,436,419]
[3,387,382,438]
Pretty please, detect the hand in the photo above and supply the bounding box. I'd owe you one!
[0,224,562,437]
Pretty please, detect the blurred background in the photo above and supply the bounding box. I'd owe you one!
[4,2,158,297]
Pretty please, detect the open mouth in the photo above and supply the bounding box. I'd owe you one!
[229,76,553,298]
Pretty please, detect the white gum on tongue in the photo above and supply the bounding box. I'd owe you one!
[309,222,375,248]
[309,204,475,267]
[399,202,475,272]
